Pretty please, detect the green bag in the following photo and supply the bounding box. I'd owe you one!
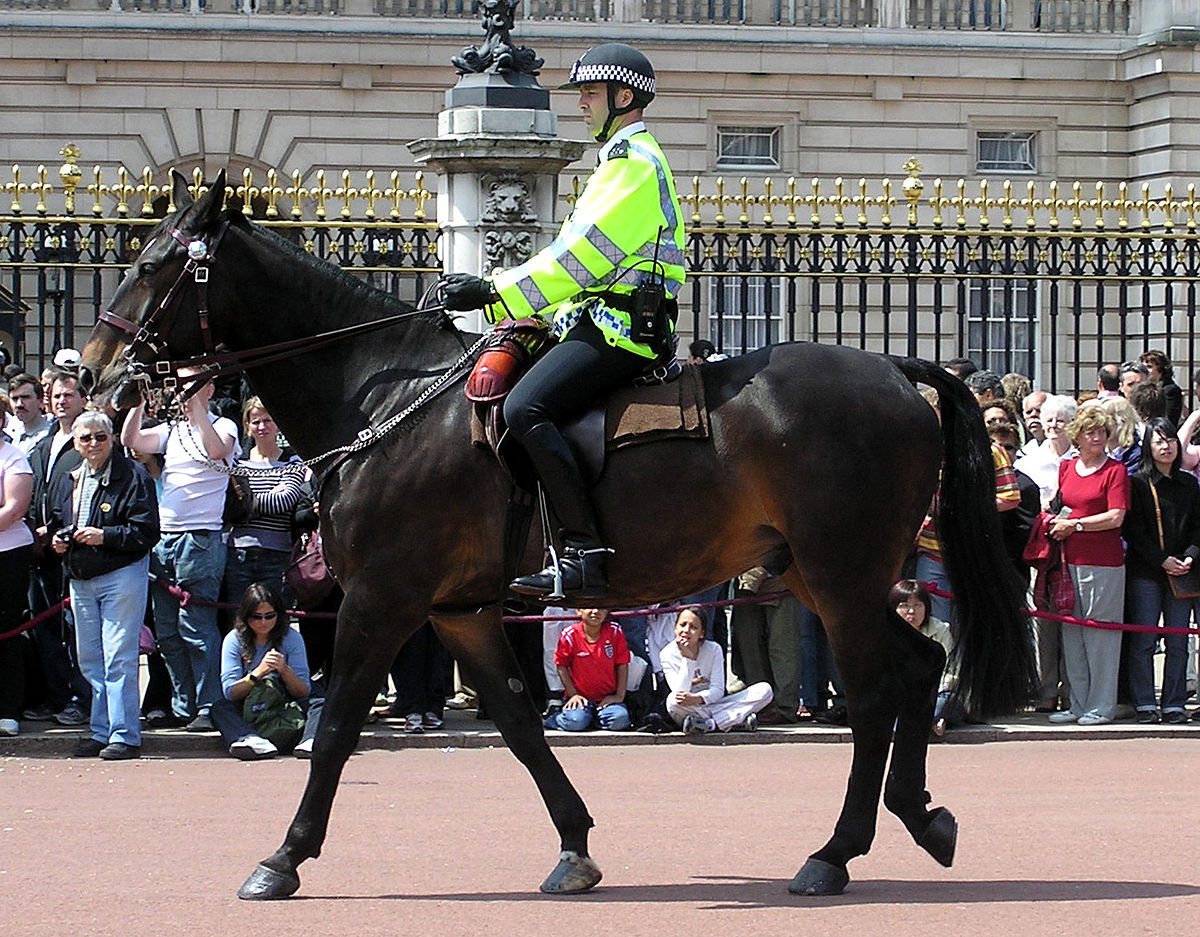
[242,673,306,752]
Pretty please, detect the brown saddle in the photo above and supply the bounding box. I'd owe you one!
[467,320,709,491]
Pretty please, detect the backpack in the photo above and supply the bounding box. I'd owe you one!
[242,673,306,751]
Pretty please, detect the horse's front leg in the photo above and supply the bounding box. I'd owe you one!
[433,609,600,895]
[238,591,420,900]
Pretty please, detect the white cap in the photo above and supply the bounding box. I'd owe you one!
[53,348,81,369]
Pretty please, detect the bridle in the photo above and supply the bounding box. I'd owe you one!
[97,218,467,407]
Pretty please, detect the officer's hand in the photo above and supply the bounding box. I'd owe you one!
[441,273,494,311]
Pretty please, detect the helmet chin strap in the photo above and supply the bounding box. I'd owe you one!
[593,83,639,144]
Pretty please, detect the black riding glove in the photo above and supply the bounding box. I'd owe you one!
[441,273,495,311]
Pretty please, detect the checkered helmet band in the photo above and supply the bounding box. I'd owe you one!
[567,61,655,96]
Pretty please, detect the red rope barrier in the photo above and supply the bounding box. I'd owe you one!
[0,596,70,642]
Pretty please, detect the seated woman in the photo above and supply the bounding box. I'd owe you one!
[544,608,631,732]
[212,582,322,760]
[662,606,773,734]
[889,580,963,738]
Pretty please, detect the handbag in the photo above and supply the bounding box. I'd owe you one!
[1147,481,1200,599]
[285,529,336,609]
[242,673,306,751]
[222,472,255,526]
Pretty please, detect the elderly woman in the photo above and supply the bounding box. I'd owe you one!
[1014,393,1078,508]
[49,411,159,759]
[661,606,773,734]
[221,397,306,613]
[1046,406,1130,726]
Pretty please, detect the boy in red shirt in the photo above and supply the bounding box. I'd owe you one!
[544,608,631,731]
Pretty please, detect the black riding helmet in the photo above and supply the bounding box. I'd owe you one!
[560,43,656,144]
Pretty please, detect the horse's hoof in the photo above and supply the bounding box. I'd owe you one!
[237,862,300,900]
[916,806,958,868]
[539,850,603,894]
[788,857,849,896]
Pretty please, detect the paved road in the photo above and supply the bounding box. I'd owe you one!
[3,739,1197,937]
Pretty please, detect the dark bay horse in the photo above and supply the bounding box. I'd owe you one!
[80,170,1035,900]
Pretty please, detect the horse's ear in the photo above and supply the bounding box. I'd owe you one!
[171,169,193,209]
[193,168,228,228]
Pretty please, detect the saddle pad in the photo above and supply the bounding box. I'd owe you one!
[606,364,709,450]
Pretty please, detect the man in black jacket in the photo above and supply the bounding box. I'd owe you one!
[24,372,88,725]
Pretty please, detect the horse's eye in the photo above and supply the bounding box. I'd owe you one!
[139,261,159,276]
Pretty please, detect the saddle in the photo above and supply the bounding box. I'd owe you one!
[467,318,710,491]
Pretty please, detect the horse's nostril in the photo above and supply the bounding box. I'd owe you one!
[78,366,95,395]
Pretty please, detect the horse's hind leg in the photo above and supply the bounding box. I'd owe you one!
[432,609,600,894]
[882,614,958,867]
[238,591,417,900]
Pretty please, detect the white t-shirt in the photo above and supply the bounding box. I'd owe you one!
[152,415,240,533]
[0,442,34,552]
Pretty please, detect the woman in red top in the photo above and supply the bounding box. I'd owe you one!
[1046,405,1130,726]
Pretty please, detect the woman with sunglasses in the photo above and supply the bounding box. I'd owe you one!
[211,582,322,760]
[48,411,159,760]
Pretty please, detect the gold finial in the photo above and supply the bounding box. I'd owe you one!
[286,170,305,219]
[411,171,430,221]
[114,166,135,217]
[137,166,158,217]
[363,169,379,221]
[87,165,107,217]
[337,169,355,219]
[33,165,51,216]
[264,168,282,219]
[901,157,923,226]
[59,144,82,215]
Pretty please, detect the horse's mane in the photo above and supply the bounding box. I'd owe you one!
[231,213,454,334]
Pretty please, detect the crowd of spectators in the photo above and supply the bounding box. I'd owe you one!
[3,341,1199,755]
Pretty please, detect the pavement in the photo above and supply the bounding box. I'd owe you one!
[4,704,1200,757]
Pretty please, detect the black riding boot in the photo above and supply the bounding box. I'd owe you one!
[508,422,610,599]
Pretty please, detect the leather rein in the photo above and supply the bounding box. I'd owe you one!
[97,221,484,473]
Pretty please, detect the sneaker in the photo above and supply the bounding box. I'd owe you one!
[1048,710,1080,724]
[293,737,314,759]
[0,718,19,737]
[1077,713,1112,726]
[636,712,666,734]
[145,710,188,729]
[54,703,89,727]
[21,704,55,721]
[1163,710,1189,725]
[422,712,444,730]
[185,713,215,732]
[99,742,140,760]
[1137,710,1161,724]
[229,735,278,761]
[71,737,106,757]
[445,691,476,710]
[542,699,564,719]
[742,712,758,733]
[682,714,707,736]
[403,713,424,734]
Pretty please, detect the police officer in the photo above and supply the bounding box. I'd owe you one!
[442,42,685,599]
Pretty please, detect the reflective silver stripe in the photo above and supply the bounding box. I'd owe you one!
[629,140,680,234]
[517,276,549,311]
[584,225,625,266]
[558,249,595,291]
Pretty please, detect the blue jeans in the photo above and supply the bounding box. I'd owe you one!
[799,604,842,710]
[210,693,324,752]
[70,556,150,747]
[151,531,226,718]
[915,553,953,629]
[222,545,290,614]
[544,701,630,732]
[1126,574,1190,713]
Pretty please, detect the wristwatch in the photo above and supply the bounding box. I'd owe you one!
[1074,521,1084,533]
[248,673,260,684]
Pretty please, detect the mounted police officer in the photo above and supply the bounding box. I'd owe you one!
[442,42,685,600]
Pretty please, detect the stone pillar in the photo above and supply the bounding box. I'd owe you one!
[1139,0,1200,43]
[408,107,586,333]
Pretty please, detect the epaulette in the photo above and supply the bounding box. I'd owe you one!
[606,139,630,160]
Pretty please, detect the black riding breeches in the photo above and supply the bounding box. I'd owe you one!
[503,315,648,439]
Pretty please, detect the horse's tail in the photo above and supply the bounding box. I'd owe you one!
[894,357,1037,716]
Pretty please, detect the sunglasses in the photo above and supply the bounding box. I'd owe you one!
[76,433,109,444]
[248,611,279,621]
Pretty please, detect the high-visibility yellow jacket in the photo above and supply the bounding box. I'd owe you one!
[487,124,686,359]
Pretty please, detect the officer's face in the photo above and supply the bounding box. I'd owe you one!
[577,83,609,139]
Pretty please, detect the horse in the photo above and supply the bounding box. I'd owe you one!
[79,169,1035,900]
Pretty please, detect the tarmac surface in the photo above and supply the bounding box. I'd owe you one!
[4,709,1200,937]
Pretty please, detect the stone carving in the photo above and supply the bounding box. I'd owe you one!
[451,0,544,77]
[484,229,535,269]
[481,175,537,224]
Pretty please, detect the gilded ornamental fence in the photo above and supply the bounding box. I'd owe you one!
[4,147,1200,398]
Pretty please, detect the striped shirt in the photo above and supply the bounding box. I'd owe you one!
[228,457,306,553]
[917,443,1019,561]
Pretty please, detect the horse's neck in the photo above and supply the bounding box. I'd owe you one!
[226,227,463,459]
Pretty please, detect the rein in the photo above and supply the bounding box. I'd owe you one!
[100,219,487,479]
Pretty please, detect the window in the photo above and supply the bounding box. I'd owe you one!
[716,126,781,169]
[976,131,1037,174]
[967,278,1036,376]
[711,277,784,353]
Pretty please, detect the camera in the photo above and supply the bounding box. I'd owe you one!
[53,525,76,543]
